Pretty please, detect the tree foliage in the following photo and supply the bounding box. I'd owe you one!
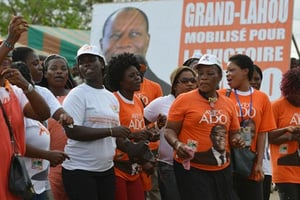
[0,0,112,36]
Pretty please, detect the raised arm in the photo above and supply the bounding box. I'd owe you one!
[0,16,28,64]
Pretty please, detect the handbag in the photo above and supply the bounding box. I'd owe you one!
[0,101,35,199]
[231,147,256,177]
[226,89,257,177]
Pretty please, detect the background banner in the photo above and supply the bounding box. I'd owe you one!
[91,0,294,100]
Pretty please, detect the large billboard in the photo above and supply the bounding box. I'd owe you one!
[91,0,294,101]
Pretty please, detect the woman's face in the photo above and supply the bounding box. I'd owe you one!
[120,66,141,92]
[44,58,69,89]
[250,70,262,90]
[25,52,43,83]
[78,55,104,82]
[174,70,197,97]
[196,65,222,94]
[226,61,248,89]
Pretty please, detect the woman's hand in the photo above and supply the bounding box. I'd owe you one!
[6,16,29,45]
[231,133,246,148]
[111,126,131,138]
[156,114,167,129]
[175,141,194,160]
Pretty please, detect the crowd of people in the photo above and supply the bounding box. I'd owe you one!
[1,9,300,200]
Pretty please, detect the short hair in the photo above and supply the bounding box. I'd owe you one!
[253,64,263,80]
[106,52,140,91]
[102,7,149,37]
[229,54,254,81]
[281,67,300,98]
[12,47,34,62]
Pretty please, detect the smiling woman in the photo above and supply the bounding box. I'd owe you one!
[106,53,158,200]
[61,45,131,200]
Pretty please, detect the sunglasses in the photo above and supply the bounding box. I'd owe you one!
[178,77,197,84]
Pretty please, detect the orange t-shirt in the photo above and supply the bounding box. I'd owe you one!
[219,88,276,152]
[0,83,26,200]
[270,97,300,184]
[48,96,68,200]
[168,90,240,171]
[135,78,163,151]
[135,78,163,107]
[113,92,145,181]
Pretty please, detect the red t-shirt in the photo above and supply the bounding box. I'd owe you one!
[0,83,26,199]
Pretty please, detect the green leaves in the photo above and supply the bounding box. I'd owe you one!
[0,0,112,36]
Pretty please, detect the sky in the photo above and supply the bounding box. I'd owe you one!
[291,0,300,58]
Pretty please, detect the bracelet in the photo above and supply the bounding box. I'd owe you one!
[3,40,14,49]
[23,83,34,94]
[173,140,181,151]
[109,128,113,137]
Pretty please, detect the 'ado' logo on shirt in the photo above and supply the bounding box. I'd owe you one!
[289,113,300,125]
[198,110,228,124]
[236,103,256,118]
[128,113,145,130]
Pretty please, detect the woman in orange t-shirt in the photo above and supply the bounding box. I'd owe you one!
[269,68,300,200]
[219,54,277,200]
[165,54,244,200]
[106,53,157,200]
[0,16,51,200]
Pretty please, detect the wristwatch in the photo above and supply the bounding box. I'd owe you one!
[24,84,34,94]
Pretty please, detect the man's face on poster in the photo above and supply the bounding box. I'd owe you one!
[100,9,150,62]
[211,126,226,153]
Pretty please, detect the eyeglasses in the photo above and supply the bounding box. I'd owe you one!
[177,77,197,84]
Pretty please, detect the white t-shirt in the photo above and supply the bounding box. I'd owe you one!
[263,134,272,176]
[24,119,50,194]
[62,83,120,172]
[0,84,28,108]
[144,94,175,165]
[35,85,61,117]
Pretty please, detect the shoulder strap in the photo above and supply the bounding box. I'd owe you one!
[0,101,17,153]
[225,89,232,97]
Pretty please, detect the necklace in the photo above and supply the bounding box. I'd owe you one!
[199,90,218,117]
[208,97,218,117]
[208,96,217,107]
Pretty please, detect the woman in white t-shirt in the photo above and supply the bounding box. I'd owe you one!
[62,45,131,200]
[11,61,70,199]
